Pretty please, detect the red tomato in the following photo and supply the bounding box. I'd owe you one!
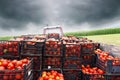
[16,66,22,70]
[2,60,9,67]
[43,76,49,80]
[16,61,23,67]
[38,77,43,80]
[21,59,28,64]
[86,65,90,68]
[0,66,5,70]
[12,60,17,65]
[7,63,14,70]
[97,69,104,74]
[8,47,13,52]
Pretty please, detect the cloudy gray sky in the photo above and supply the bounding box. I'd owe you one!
[0,0,120,36]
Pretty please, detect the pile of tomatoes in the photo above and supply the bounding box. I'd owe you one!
[38,70,64,80]
[65,44,80,57]
[82,65,104,74]
[48,33,59,39]
[45,39,61,55]
[0,58,29,70]
[95,49,120,65]
[0,58,29,80]
[0,41,19,56]
[44,57,61,67]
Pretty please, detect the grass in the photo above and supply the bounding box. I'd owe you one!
[0,27,120,46]
[0,36,13,40]
[65,27,120,36]
[82,34,120,46]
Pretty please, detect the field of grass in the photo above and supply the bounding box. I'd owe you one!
[65,27,120,36]
[0,28,120,46]
[65,27,120,46]
[82,34,120,46]
[0,36,13,40]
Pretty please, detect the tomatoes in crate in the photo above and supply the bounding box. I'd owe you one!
[21,55,42,70]
[82,65,105,74]
[65,44,81,58]
[43,56,62,68]
[0,41,20,56]
[63,59,81,69]
[0,58,32,80]
[81,54,96,65]
[38,70,64,80]
[95,49,120,65]
[48,33,60,39]
[82,65,105,80]
[81,42,94,54]
[0,58,29,70]
[45,39,62,56]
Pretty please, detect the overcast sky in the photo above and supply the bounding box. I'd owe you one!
[0,0,120,36]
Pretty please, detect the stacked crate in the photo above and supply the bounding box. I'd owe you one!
[62,36,82,80]
[42,39,63,69]
[0,57,33,80]
[94,49,120,80]
[20,36,45,80]
[80,42,99,65]
[21,40,45,70]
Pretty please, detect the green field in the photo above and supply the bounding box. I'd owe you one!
[82,34,120,46]
[65,27,120,46]
[0,36,13,40]
[0,28,120,46]
[65,27,120,36]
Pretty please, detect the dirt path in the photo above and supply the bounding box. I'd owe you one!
[100,43,120,57]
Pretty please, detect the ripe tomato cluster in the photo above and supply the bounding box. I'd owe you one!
[81,43,93,48]
[0,41,18,56]
[95,49,120,65]
[48,33,59,39]
[82,65,104,74]
[0,58,29,70]
[0,58,29,80]
[62,36,79,44]
[64,59,81,69]
[65,45,80,57]
[45,39,61,55]
[44,57,61,67]
[38,70,64,80]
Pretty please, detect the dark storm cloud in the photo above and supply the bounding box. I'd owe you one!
[58,0,120,26]
[0,0,45,30]
[0,0,120,32]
